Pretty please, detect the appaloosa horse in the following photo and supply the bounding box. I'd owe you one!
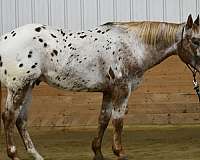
[1,14,200,160]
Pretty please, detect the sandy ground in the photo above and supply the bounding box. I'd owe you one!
[1,125,200,160]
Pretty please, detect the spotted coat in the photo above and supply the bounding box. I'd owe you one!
[0,24,144,92]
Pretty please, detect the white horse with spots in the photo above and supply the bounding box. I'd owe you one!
[1,15,200,160]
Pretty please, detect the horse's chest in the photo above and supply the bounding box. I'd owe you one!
[131,76,143,91]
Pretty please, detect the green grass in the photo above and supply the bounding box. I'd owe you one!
[1,125,200,160]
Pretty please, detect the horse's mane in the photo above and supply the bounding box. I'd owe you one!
[103,21,183,47]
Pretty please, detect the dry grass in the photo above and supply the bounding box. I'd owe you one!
[1,125,200,160]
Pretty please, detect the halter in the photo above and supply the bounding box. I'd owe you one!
[186,63,200,102]
[181,25,200,101]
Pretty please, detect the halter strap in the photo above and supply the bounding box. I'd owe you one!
[186,63,200,102]
[186,63,197,80]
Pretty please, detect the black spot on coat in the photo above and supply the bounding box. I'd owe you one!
[61,30,65,36]
[35,27,41,32]
[44,43,47,47]
[31,65,36,69]
[51,34,57,38]
[53,50,58,56]
[39,38,43,42]
[68,43,72,47]
[80,35,87,39]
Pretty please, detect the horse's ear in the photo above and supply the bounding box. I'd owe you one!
[194,14,200,26]
[186,14,193,29]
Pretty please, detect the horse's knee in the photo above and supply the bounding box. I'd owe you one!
[112,107,127,119]
[2,110,13,127]
[98,111,111,126]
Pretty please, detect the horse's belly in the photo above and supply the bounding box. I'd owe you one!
[43,69,105,92]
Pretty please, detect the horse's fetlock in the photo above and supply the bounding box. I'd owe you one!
[112,145,123,157]
[7,145,18,158]
[92,137,101,152]
[27,148,44,160]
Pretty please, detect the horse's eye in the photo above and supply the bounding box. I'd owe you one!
[192,38,200,46]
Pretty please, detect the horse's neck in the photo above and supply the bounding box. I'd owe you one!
[128,22,184,71]
[141,42,178,71]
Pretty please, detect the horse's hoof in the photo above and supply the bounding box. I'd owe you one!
[117,155,128,160]
[13,157,20,160]
[93,154,104,160]
[35,156,44,160]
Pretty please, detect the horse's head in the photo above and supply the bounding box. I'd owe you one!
[177,14,200,72]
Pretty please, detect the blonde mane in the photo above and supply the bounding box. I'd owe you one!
[105,21,183,47]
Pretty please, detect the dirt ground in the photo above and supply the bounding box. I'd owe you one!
[1,125,200,160]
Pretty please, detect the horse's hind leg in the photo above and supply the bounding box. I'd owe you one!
[2,86,30,160]
[92,91,112,160]
[16,86,43,160]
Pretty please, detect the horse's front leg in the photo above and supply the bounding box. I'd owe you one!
[111,83,131,160]
[112,118,127,160]
[92,91,112,160]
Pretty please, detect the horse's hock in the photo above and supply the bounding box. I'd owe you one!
[0,56,198,127]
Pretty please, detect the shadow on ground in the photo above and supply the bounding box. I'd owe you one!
[1,125,200,160]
